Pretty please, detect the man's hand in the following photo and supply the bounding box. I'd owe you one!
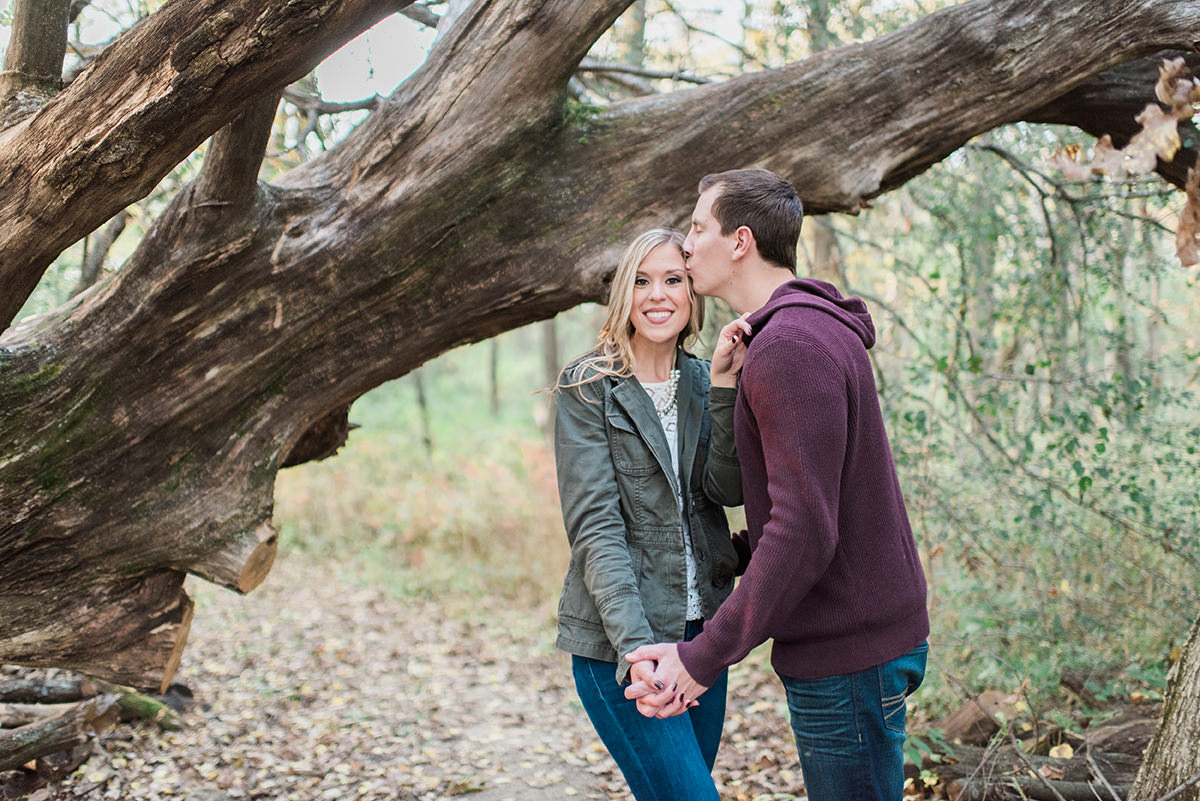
[624,643,708,718]
[710,314,751,388]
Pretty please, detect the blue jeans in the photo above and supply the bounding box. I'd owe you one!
[572,620,727,801]
[779,641,928,801]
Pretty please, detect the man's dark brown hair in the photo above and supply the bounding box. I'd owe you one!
[699,168,804,272]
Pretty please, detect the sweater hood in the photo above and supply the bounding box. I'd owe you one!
[745,278,876,349]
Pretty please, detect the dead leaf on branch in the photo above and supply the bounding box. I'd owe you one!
[1048,144,1094,181]
[1128,104,1181,171]
[1049,57,1197,180]
[1092,135,1129,176]
[1156,56,1200,111]
[1177,167,1200,268]
[1048,57,1200,268]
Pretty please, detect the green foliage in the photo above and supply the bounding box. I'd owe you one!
[844,124,1200,719]
[905,728,951,769]
[563,97,604,129]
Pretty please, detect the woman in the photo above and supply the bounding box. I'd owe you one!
[553,228,748,801]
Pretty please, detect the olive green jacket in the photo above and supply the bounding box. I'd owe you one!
[553,350,742,682]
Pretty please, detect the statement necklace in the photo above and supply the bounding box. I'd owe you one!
[646,369,680,419]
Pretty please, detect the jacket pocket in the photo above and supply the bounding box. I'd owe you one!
[607,411,657,476]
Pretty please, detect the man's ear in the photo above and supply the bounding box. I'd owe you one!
[732,225,755,260]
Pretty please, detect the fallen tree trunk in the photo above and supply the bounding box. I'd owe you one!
[0,676,95,705]
[96,681,184,731]
[0,702,62,728]
[930,743,1139,801]
[947,776,1130,801]
[0,674,184,732]
[0,694,119,772]
[920,702,1155,801]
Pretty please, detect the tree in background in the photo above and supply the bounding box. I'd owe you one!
[2,0,1200,794]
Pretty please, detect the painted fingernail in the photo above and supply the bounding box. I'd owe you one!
[653,680,665,690]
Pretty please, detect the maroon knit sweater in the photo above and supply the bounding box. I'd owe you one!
[678,279,929,686]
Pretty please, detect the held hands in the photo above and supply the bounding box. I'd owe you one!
[623,643,709,718]
[710,314,751,389]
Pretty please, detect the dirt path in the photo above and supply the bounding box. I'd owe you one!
[51,554,799,801]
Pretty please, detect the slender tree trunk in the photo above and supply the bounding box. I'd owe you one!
[489,339,501,417]
[1144,204,1162,379]
[0,0,70,98]
[414,369,433,459]
[72,210,130,297]
[807,217,845,285]
[540,318,560,437]
[1129,613,1200,801]
[617,0,646,67]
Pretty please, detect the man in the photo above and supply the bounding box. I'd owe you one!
[625,168,929,801]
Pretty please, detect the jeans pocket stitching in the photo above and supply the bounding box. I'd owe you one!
[881,691,907,733]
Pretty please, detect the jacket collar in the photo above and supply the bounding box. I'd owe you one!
[608,351,703,497]
[675,353,702,491]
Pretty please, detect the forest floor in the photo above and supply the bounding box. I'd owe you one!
[45,552,805,801]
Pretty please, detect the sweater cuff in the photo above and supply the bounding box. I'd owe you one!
[677,635,725,689]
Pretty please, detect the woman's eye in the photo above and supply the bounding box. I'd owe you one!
[666,276,683,285]
[634,277,648,286]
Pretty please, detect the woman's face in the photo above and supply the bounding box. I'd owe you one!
[629,244,692,348]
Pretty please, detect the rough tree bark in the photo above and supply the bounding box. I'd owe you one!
[1129,614,1200,801]
[0,1,1198,789]
[0,695,119,772]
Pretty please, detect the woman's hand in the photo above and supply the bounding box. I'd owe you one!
[628,658,659,688]
[710,314,751,389]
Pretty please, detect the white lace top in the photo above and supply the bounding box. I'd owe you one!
[641,372,702,620]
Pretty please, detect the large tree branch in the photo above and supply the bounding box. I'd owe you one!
[545,0,1200,223]
[0,0,412,332]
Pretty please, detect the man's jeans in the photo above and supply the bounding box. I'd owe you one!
[572,620,727,801]
[779,641,929,801]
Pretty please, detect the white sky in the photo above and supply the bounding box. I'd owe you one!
[312,16,435,101]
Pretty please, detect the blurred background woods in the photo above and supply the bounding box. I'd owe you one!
[9,0,1200,730]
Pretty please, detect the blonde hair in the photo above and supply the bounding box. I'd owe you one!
[560,228,705,394]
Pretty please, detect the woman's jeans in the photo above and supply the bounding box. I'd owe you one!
[779,641,928,801]
[572,620,727,801]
